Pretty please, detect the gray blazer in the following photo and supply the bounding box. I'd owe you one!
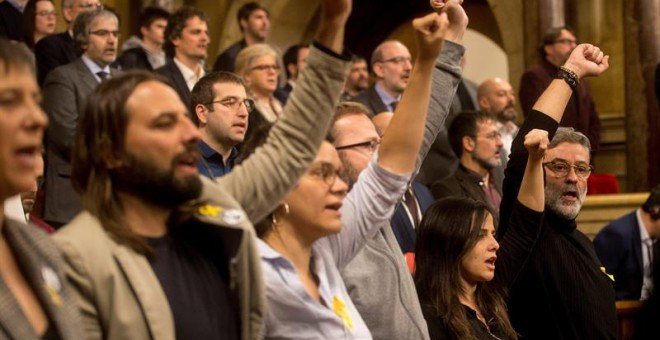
[41,58,121,225]
[340,41,465,340]
[0,218,84,339]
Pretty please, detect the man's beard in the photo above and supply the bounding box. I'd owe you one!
[498,106,517,122]
[113,148,203,209]
[544,181,587,220]
[473,153,501,171]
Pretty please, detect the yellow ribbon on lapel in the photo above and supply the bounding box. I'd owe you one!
[197,204,222,218]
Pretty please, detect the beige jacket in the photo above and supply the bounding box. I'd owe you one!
[53,46,350,340]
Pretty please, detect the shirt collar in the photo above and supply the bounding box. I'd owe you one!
[257,239,282,260]
[197,140,238,161]
[637,208,651,242]
[6,0,25,12]
[81,55,111,81]
[174,57,205,89]
[374,82,401,107]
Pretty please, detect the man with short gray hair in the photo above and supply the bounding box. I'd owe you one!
[42,8,121,227]
[34,0,103,84]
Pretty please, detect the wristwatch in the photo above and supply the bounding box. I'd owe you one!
[556,66,579,90]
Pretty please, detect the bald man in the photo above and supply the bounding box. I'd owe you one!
[477,77,519,157]
[354,40,412,116]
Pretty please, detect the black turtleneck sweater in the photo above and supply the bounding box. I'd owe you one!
[497,110,617,339]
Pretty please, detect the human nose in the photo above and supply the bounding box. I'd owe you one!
[331,173,349,197]
[183,116,202,142]
[565,166,579,183]
[26,102,48,133]
[492,237,500,251]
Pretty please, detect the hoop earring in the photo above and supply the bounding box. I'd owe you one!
[271,202,290,226]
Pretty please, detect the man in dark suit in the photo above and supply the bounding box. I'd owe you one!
[156,6,209,109]
[212,2,269,72]
[274,43,309,105]
[353,40,412,116]
[593,186,660,300]
[34,0,102,84]
[0,0,25,41]
[372,111,434,253]
[42,9,120,227]
[114,6,169,71]
[431,110,504,218]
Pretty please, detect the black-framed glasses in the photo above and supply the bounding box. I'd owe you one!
[309,162,342,186]
[89,30,120,38]
[208,97,255,112]
[554,38,577,45]
[377,56,412,65]
[250,64,280,72]
[543,160,593,179]
[335,140,380,154]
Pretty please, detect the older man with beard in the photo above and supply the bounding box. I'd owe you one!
[497,43,616,339]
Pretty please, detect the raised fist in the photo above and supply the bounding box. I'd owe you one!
[563,44,610,80]
[430,0,468,43]
[524,129,549,160]
[412,12,449,61]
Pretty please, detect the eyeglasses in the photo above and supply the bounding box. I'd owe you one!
[36,10,57,17]
[250,64,280,72]
[335,139,380,154]
[77,2,104,10]
[554,38,577,45]
[475,131,502,140]
[89,30,120,38]
[543,160,593,179]
[208,97,255,112]
[310,162,343,186]
[377,56,412,65]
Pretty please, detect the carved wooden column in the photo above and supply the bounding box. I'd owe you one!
[623,0,660,190]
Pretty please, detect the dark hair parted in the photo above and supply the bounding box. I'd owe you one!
[190,71,249,126]
[539,26,576,58]
[137,6,170,38]
[448,110,496,158]
[163,6,207,58]
[237,1,269,32]
[72,9,118,55]
[22,0,54,49]
[414,197,517,340]
[0,38,35,75]
[72,71,170,255]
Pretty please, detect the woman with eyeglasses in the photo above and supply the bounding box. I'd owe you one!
[246,12,449,339]
[22,0,57,49]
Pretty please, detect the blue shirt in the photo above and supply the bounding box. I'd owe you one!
[81,55,111,82]
[374,82,401,112]
[196,140,238,178]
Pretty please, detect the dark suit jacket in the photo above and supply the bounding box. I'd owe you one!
[213,39,246,72]
[274,82,293,105]
[42,58,120,225]
[0,1,22,41]
[593,211,644,300]
[416,78,479,186]
[390,181,434,253]
[0,218,84,339]
[114,46,153,71]
[156,59,192,109]
[352,84,388,116]
[34,32,77,85]
[431,164,501,220]
[519,58,601,151]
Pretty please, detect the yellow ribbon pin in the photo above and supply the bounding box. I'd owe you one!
[600,267,615,282]
[332,296,353,332]
[198,204,222,217]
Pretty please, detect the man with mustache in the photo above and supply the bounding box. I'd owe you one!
[497,43,616,339]
[430,110,504,217]
[478,77,519,159]
[51,0,354,338]
[42,9,120,228]
[190,72,251,178]
[156,6,209,109]
[353,39,412,116]
[341,55,369,100]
